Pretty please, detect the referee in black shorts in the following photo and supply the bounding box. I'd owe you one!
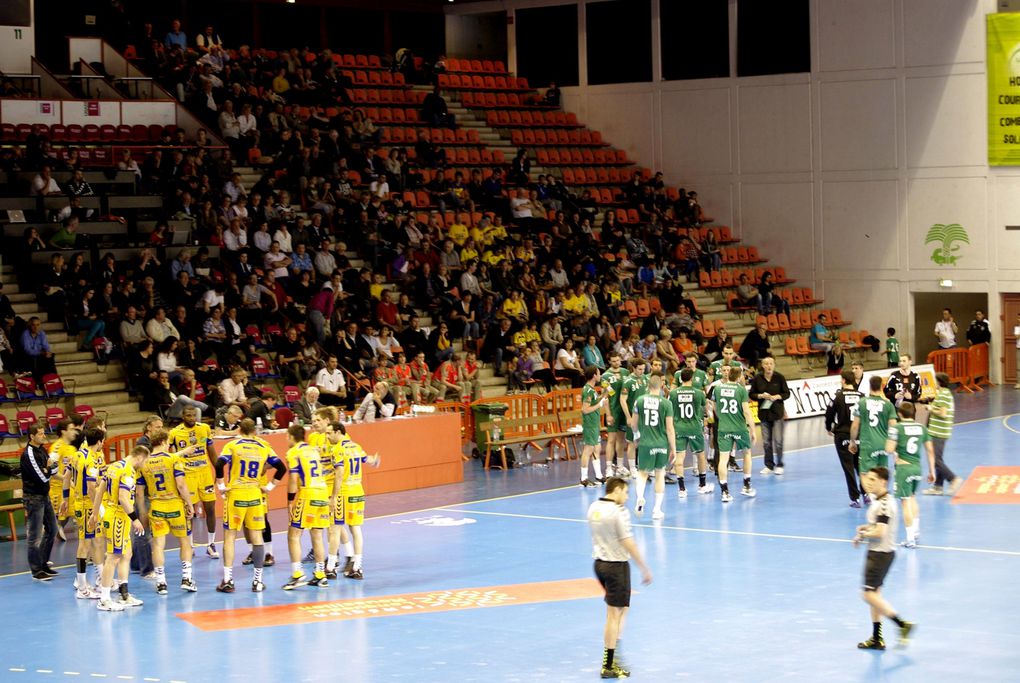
[587,477,653,679]
[853,467,915,650]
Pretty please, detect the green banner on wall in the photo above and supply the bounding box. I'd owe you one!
[988,13,1020,165]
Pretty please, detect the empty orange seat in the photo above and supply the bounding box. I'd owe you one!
[636,299,651,317]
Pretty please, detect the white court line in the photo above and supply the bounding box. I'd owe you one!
[441,507,1020,557]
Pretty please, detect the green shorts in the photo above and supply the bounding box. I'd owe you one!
[895,465,922,498]
[582,424,601,447]
[675,432,705,454]
[607,409,626,433]
[717,431,751,453]
[625,425,636,443]
[859,446,886,474]
[637,446,670,471]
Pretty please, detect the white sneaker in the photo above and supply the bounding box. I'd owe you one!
[774,467,784,475]
[75,587,101,600]
[698,483,715,495]
[206,544,220,559]
[759,467,774,476]
[677,488,688,499]
[118,593,144,607]
[921,487,943,496]
[721,491,733,503]
[741,485,757,498]
[947,477,964,496]
[651,509,665,520]
[97,599,125,612]
[635,498,645,516]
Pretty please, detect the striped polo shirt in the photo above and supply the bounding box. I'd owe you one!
[927,387,955,439]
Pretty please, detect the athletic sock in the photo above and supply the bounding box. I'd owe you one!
[327,555,337,571]
[580,464,587,480]
[100,586,111,602]
[76,559,87,588]
[906,526,916,544]
[253,567,264,583]
[653,491,664,513]
[154,566,165,582]
[677,475,686,491]
[181,561,192,580]
[873,622,882,640]
[890,615,906,628]
[343,542,353,558]
[291,562,302,577]
[720,482,729,494]
[223,566,233,582]
[265,542,274,556]
[635,476,648,501]
[592,458,603,478]
[603,648,615,669]
[699,473,707,487]
[743,477,751,488]
[628,458,636,472]
[252,546,265,569]
[353,553,363,570]
[118,582,129,600]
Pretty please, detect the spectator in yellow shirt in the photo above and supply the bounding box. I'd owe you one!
[563,287,587,316]
[447,221,469,246]
[502,291,529,324]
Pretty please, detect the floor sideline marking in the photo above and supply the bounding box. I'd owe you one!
[441,508,1020,557]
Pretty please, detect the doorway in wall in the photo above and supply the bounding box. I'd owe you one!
[912,292,988,363]
[1001,294,1020,384]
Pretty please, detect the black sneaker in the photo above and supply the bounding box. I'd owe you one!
[579,478,595,488]
[342,558,355,576]
[32,570,53,582]
[282,574,308,590]
[242,552,254,566]
[600,663,630,678]
[180,578,198,593]
[325,569,338,580]
[42,568,59,577]
[264,554,276,567]
[347,568,364,580]
[216,580,235,594]
[251,580,265,593]
[857,637,885,651]
[897,622,915,647]
[156,583,168,595]
[727,460,741,471]
[308,574,329,588]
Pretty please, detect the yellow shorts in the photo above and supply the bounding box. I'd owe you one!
[149,498,191,538]
[49,486,67,521]
[184,464,217,503]
[225,489,266,531]
[289,490,330,530]
[74,500,96,540]
[340,486,365,527]
[103,511,132,556]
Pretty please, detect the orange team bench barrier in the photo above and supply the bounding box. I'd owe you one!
[968,342,993,388]
[926,348,978,393]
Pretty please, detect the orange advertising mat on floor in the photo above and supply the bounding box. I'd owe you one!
[215,413,463,511]
[951,466,1020,504]
[177,578,605,631]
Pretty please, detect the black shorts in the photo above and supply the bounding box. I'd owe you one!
[594,559,631,607]
[862,550,895,592]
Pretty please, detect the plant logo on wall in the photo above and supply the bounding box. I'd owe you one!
[925,223,970,266]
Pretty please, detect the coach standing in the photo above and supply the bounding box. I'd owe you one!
[21,424,58,581]
[587,477,652,680]
[750,355,790,475]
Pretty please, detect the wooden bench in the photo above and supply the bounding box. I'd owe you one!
[0,478,23,541]
[478,414,575,469]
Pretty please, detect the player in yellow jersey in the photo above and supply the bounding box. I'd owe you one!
[323,421,354,579]
[137,429,197,595]
[333,422,380,579]
[215,419,287,593]
[89,444,149,612]
[60,426,105,599]
[48,419,78,541]
[298,407,338,564]
[283,424,330,589]
[168,406,220,558]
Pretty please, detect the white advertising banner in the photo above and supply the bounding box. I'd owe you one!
[782,364,937,420]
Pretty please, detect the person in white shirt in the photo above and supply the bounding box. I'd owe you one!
[555,338,584,388]
[314,242,338,278]
[314,355,347,407]
[252,222,272,253]
[218,101,240,143]
[199,286,225,313]
[272,225,293,253]
[549,259,570,289]
[222,220,248,253]
[223,172,245,203]
[237,103,259,148]
[369,175,389,199]
[264,241,291,280]
[118,150,142,179]
[31,166,62,196]
[934,308,958,349]
[145,307,180,344]
[218,369,249,409]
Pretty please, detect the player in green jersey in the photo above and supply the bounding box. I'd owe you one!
[619,359,648,477]
[849,376,899,502]
[669,367,713,497]
[631,374,676,520]
[883,402,935,548]
[675,352,709,392]
[601,352,630,477]
[709,365,758,502]
[580,366,606,487]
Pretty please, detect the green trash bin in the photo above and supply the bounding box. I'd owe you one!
[471,402,508,457]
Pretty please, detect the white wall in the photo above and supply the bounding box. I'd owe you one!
[0,2,35,73]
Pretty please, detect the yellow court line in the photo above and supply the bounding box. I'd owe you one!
[440,508,1020,557]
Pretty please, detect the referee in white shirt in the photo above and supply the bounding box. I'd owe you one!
[587,477,652,679]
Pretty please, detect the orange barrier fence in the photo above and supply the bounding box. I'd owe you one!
[968,342,993,388]
[927,348,979,393]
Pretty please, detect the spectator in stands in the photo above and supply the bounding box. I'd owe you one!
[20,316,56,382]
[145,307,180,345]
[758,271,790,315]
[700,230,722,272]
[543,81,561,108]
[293,386,322,423]
[49,217,81,250]
[738,320,771,368]
[195,25,223,53]
[164,19,187,51]
[314,355,347,407]
[735,274,762,311]
[119,305,148,348]
[31,165,62,196]
[555,338,584,388]
[809,313,836,353]
[421,87,455,129]
[583,334,606,370]
[353,381,395,422]
[656,330,681,373]
[70,287,106,351]
[704,327,731,362]
[827,343,846,376]
[640,308,668,339]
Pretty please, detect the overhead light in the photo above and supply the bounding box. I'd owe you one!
[939,279,954,288]
[286,0,295,3]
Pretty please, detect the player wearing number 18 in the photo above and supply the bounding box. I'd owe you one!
[215,419,287,593]
[709,365,758,502]
[284,424,331,589]
[883,402,935,549]
[137,429,197,595]
[631,374,677,520]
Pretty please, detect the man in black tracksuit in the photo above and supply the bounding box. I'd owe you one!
[20,424,58,581]
[825,369,864,507]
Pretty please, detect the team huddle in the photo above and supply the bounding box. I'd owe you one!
[577,349,759,516]
[50,406,379,612]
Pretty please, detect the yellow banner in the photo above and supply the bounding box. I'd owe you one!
[988,13,1020,165]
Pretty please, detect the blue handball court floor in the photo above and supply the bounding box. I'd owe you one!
[1,389,1019,682]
